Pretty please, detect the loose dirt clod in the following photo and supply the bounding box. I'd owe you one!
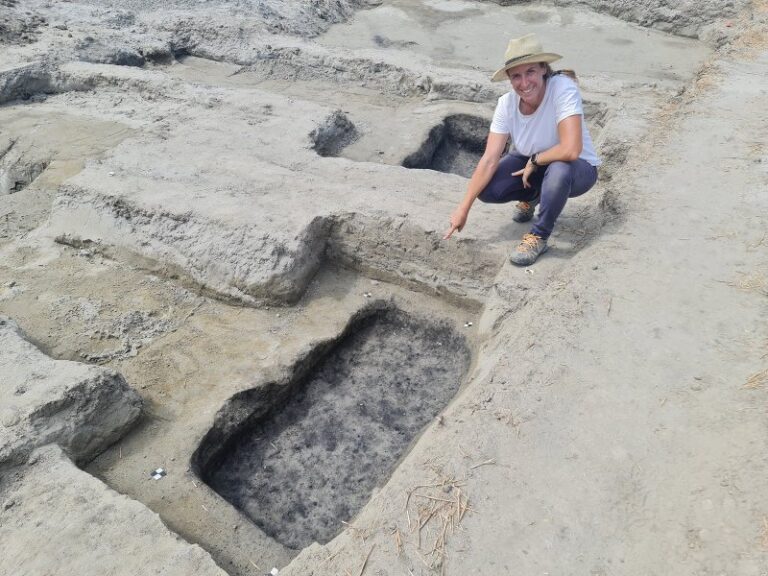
[311,110,359,157]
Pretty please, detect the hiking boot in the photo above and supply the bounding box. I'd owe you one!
[512,196,539,223]
[510,233,548,266]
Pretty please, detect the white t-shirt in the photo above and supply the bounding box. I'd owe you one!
[489,74,601,167]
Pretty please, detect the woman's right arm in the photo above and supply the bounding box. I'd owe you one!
[443,131,509,240]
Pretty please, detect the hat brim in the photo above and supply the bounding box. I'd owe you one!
[491,53,563,82]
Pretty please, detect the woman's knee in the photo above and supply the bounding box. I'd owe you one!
[478,176,524,204]
[546,160,598,198]
[478,186,521,203]
[542,161,574,191]
[477,186,498,203]
[477,186,497,204]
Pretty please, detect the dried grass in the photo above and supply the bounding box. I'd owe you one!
[356,544,375,576]
[334,542,374,576]
[342,520,371,542]
[469,458,496,470]
[733,24,768,53]
[391,526,403,555]
[744,368,768,389]
[321,545,344,565]
[403,476,470,572]
[761,516,768,549]
[731,271,768,295]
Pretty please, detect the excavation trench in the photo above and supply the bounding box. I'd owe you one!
[194,304,470,550]
[402,113,488,178]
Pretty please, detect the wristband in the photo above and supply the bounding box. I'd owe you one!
[530,153,541,167]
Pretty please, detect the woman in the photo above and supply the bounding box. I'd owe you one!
[443,34,601,266]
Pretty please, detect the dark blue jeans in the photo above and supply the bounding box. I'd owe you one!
[478,153,598,239]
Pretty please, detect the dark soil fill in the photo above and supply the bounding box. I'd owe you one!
[402,114,488,178]
[310,110,358,157]
[202,308,470,550]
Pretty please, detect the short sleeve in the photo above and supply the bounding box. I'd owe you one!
[555,77,583,124]
[489,94,511,135]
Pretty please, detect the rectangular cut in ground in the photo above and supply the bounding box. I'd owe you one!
[200,307,471,550]
[0,315,142,466]
[0,444,228,576]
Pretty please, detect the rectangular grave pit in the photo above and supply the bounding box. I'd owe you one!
[194,305,470,550]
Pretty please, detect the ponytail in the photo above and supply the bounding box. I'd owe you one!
[542,63,578,83]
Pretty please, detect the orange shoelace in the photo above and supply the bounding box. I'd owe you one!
[517,233,542,252]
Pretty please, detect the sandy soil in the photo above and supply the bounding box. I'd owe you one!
[1,0,767,575]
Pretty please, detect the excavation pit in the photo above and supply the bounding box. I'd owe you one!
[310,110,359,157]
[402,114,488,178]
[195,305,470,550]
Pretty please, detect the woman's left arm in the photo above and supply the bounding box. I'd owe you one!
[513,114,583,186]
[539,114,583,163]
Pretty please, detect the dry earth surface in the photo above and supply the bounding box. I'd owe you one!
[1,0,767,575]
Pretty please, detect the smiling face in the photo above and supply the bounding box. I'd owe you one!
[506,62,548,111]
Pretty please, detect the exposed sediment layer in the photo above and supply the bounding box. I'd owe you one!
[241,45,499,102]
[327,213,501,309]
[50,187,502,309]
[0,63,53,105]
[51,186,333,306]
[0,316,142,468]
[0,61,174,105]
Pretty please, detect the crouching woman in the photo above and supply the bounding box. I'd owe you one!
[443,34,601,266]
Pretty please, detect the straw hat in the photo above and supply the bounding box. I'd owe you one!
[490,34,562,82]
